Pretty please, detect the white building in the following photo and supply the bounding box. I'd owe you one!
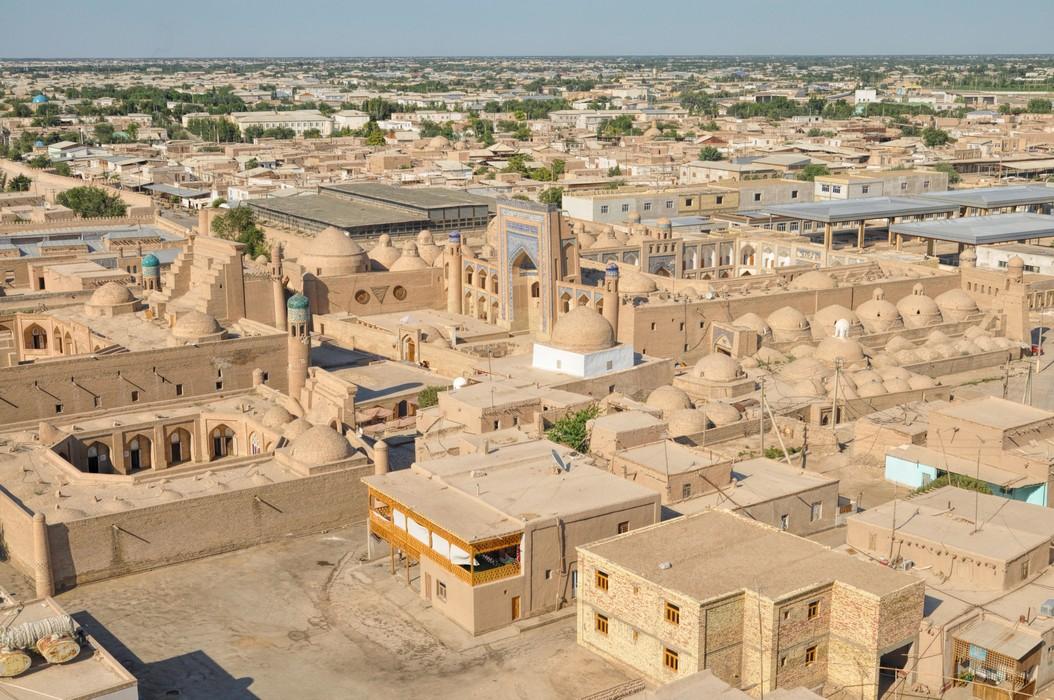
[976,243,1054,275]
[333,110,370,131]
[229,110,333,137]
[532,307,633,379]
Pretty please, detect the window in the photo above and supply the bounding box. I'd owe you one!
[55,403,63,414]
[1022,559,1031,579]
[810,502,822,522]
[832,185,842,194]
[805,645,817,666]
[643,202,652,211]
[545,569,553,580]
[681,483,692,499]
[617,521,629,534]
[595,613,609,635]
[779,514,789,531]
[901,182,907,190]
[665,602,680,625]
[600,205,609,214]
[807,600,819,620]
[437,581,446,601]
[215,381,223,391]
[131,390,140,402]
[175,383,184,396]
[493,420,500,430]
[665,200,673,209]
[780,656,788,668]
[93,396,101,408]
[923,180,930,188]
[685,198,694,207]
[605,360,613,370]
[663,648,679,672]
[595,570,609,591]
[821,184,830,192]
[753,193,761,202]
[621,203,629,212]
[861,185,870,194]
[715,196,723,205]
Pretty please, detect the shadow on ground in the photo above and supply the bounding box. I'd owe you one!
[74,611,257,700]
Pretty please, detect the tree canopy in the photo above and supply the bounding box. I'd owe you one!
[56,186,127,217]
[211,206,268,259]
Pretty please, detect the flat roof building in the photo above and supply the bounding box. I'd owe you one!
[577,510,924,698]
[364,439,661,635]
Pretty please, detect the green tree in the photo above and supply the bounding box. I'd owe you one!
[1028,98,1052,114]
[607,164,621,177]
[796,163,831,182]
[93,122,115,143]
[56,186,127,217]
[210,206,268,259]
[539,186,563,207]
[7,174,32,192]
[546,405,599,452]
[303,128,322,139]
[922,127,952,147]
[53,162,72,176]
[416,385,448,409]
[126,122,139,141]
[699,146,723,161]
[245,157,259,170]
[27,154,51,169]
[934,162,962,185]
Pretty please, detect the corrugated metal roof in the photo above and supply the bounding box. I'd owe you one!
[889,213,1054,244]
[956,619,1042,661]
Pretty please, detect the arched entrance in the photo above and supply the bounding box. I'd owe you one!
[210,425,235,460]
[510,250,537,331]
[168,428,191,465]
[24,324,47,350]
[404,336,417,362]
[86,442,110,473]
[127,435,152,471]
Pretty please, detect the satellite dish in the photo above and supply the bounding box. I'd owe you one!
[551,449,570,472]
[452,377,468,391]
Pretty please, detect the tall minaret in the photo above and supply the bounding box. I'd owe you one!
[286,293,310,403]
[602,261,620,338]
[446,231,463,315]
[271,242,287,331]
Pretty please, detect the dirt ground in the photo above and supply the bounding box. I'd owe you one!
[27,525,631,700]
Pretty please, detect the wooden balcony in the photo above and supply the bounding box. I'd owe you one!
[368,489,522,587]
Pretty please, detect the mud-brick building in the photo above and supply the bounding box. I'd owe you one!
[576,510,924,699]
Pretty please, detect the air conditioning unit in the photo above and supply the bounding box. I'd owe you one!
[1040,599,1054,617]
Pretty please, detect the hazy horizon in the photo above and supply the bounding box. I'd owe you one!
[5,0,1053,59]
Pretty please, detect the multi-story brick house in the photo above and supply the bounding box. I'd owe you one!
[576,510,924,699]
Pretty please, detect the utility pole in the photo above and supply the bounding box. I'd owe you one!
[801,424,809,470]
[759,379,765,455]
[1002,356,1010,399]
[830,360,841,428]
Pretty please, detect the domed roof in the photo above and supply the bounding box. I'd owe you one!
[767,306,809,331]
[283,417,311,440]
[935,289,978,313]
[289,425,352,463]
[300,227,369,275]
[646,386,693,415]
[89,281,135,306]
[142,253,159,267]
[704,402,741,426]
[173,310,223,339]
[789,270,837,291]
[1008,255,1025,270]
[369,234,402,270]
[812,305,860,337]
[897,285,941,328]
[780,356,830,381]
[390,241,430,271]
[287,293,309,310]
[815,337,865,365]
[667,408,710,437]
[428,135,451,149]
[642,126,662,139]
[856,289,901,333]
[253,254,268,265]
[692,353,745,382]
[550,306,616,353]
[31,94,48,104]
[734,312,772,338]
[261,405,294,429]
[619,269,657,294]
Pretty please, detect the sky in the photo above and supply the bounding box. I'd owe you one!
[3,0,1053,58]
